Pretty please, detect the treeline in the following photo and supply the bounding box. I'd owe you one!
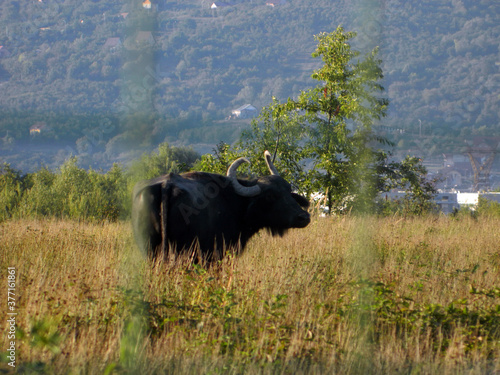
[2,142,500,222]
[0,144,199,222]
[1,161,128,221]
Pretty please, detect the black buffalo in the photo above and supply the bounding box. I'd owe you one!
[132,151,310,262]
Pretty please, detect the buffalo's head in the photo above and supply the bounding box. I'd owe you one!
[227,151,310,235]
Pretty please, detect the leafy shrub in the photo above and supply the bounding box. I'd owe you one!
[3,158,129,221]
[0,163,28,221]
[476,196,500,217]
[18,167,61,218]
[1,145,199,221]
[128,143,199,182]
[376,156,438,216]
[193,142,244,176]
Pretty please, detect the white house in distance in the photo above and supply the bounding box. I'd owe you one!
[231,104,258,119]
[211,2,234,9]
[266,0,287,7]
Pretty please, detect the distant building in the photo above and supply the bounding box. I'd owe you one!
[434,193,460,214]
[211,2,232,9]
[373,124,405,135]
[266,0,287,7]
[380,191,500,214]
[142,0,152,9]
[457,192,479,206]
[30,122,50,136]
[232,104,258,119]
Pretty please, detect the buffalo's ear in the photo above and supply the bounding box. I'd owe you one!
[291,193,309,209]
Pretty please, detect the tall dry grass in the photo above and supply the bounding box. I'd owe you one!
[1,216,499,374]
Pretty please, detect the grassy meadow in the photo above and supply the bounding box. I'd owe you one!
[1,216,500,374]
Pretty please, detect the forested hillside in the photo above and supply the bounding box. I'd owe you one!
[0,0,498,171]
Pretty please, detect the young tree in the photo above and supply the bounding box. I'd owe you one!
[300,27,389,213]
[240,27,386,213]
[200,27,434,215]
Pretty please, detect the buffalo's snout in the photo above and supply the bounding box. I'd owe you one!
[293,211,310,228]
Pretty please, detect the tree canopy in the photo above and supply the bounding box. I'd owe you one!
[199,27,437,215]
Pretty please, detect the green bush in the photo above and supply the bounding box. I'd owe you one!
[0,163,28,221]
[18,167,60,218]
[17,158,126,221]
[1,145,200,222]
[128,143,199,182]
[476,196,500,217]
[193,142,244,176]
[2,158,129,221]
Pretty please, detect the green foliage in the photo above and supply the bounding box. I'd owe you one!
[296,27,389,214]
[194,142,243,176]
[128,142,200,182]
[236,27,414,214]
[448,196,500,221]
[378,156,438,216]
[0,144,200,221]
[29,318,62,355]
[238,98,309,189]
[18,167,61,218]
[346,279,500,354]
[305,29,388,127]
[0,163,27,221]
[476,196,500,217]
[17,158,128,221]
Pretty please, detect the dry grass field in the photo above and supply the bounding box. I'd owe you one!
[1,216,499,374]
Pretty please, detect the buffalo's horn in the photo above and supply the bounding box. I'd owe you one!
[264,150,280,176]
[227,157,261,197]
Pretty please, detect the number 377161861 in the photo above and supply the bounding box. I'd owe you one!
[8,267,16,311]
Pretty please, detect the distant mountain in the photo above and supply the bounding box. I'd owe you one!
[0,0,498,170]
[380,0,499,132]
